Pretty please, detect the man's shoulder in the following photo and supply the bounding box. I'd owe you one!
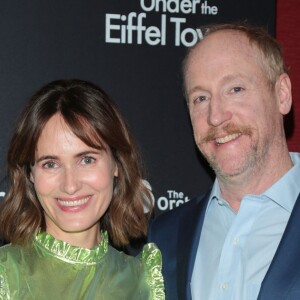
[148,190,211,255]
[150,191,210,229]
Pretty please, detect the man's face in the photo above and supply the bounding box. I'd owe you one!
[185,30,290,181]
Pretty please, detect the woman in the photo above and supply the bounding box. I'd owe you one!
[0,79,164,299]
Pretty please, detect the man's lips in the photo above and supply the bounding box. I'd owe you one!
[56,196,91,207]
[215,133,241,145]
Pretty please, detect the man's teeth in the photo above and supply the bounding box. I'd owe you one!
[216,133,241,144]
[58,197,90,207]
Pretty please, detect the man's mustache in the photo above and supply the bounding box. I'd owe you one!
[200,123,253,144]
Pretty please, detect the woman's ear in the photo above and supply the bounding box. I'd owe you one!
[30,172,34,183]
[277,73,292,115]
[114,165,118,177]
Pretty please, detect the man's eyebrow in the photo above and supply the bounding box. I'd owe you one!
[188,74,248,95]
[187,85,207,97]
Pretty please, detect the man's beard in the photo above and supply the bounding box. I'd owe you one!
[198,123,261,180]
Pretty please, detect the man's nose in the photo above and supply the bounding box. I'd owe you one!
[207,96,233,127]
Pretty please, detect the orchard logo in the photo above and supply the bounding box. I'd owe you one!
[142,180,190,212]
[156,189,190,211]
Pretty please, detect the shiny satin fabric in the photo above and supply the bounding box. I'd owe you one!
[0,231,164,299]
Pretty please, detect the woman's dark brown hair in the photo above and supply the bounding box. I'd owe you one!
[0,79,152,246]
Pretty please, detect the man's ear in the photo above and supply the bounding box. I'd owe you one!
[276,73,292,115]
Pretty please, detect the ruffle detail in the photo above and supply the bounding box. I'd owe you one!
[34,231,108,265]
[141,243,165,300]
[0,263,10,300]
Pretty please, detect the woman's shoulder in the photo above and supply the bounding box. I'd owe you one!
[0,242,34,266]
[0,243,26,265]
[108,242,162,268]
[0,243,14,257]
[107,243,165,299]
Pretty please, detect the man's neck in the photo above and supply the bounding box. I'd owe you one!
[218,151,293,212]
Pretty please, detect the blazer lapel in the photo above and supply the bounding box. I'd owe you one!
[258,193,300,299]
[177,192,210,300]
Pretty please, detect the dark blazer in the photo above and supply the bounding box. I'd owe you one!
[148,192,300,300]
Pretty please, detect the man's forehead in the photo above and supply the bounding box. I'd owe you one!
[185,30,259,70]
[194,30,250,53]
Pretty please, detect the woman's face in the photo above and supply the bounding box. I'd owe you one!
[30,113,118,247]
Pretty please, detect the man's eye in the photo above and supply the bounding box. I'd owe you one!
[42,161,57,169]
[194,95,207,103]
[232,87,243,93]
[82,156,96,164]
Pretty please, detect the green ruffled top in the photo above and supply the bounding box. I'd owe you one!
[0,231,165,300]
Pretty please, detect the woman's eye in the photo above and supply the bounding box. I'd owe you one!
[82,156,96,164]
[42,161,57,169]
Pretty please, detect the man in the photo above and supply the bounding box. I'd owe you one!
[148,23,300,300]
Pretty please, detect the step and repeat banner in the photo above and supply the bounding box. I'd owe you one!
[0,1,276,215]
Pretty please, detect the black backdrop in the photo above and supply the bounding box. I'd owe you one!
[0,1,276,215]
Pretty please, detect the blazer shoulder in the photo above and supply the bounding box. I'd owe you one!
[149,191,210,236]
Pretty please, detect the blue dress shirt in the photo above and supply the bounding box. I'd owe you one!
[191,152,300,300]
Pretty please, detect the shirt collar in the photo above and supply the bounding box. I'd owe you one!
[208,152,300,212]
[207,180,224,209]
[263,152,300,212]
